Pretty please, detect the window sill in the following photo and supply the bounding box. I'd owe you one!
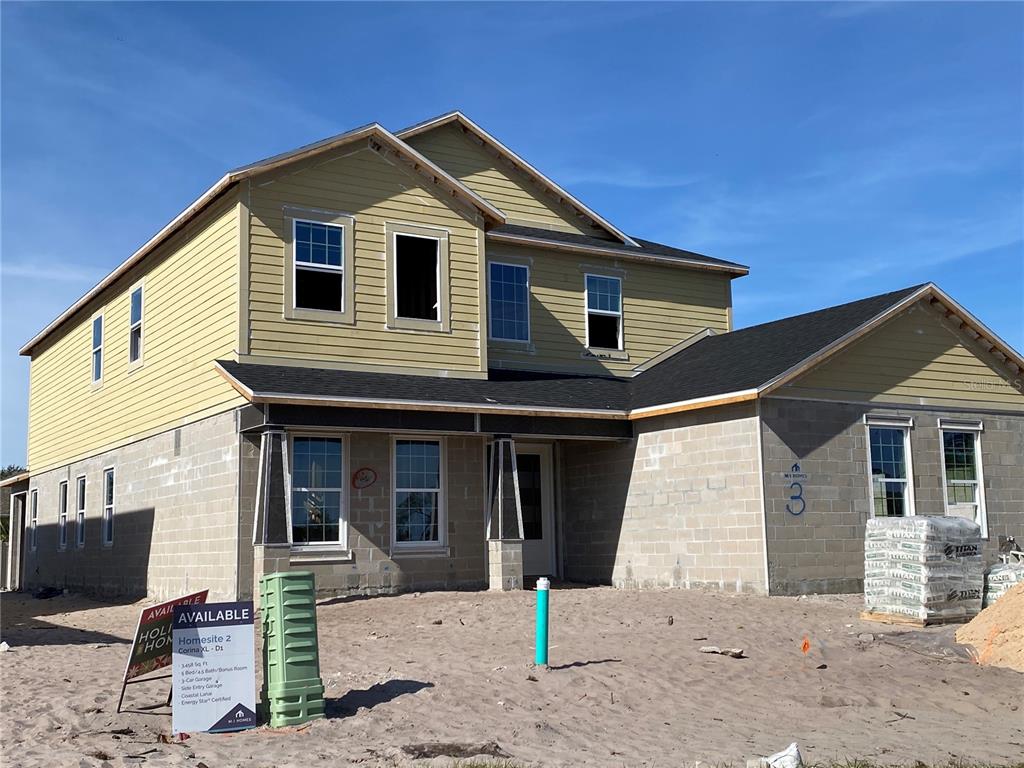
[388,317,447,334]
[391,546,450,559]
[290,548,353,564]
[490,339,535,352]
[583,348,629,362]
[284,307,355,325]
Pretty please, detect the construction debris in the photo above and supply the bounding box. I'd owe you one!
[699,646,745,658]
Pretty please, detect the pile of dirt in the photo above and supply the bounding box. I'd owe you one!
[955,581,1024,672]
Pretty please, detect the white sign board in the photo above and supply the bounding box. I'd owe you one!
[172,600,257,734]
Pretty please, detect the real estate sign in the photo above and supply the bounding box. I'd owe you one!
[171,600,257,734]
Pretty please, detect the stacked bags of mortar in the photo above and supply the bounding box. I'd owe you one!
[864,516,983,622]
[983,563,1024,607]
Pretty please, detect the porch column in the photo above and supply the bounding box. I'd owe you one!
[253,429,290,604]
[486,436,524,591]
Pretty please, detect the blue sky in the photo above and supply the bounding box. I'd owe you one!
[1,1,1022,466]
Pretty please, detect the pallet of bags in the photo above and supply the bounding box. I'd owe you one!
[983,562,1024,607]
[862,516,983,626]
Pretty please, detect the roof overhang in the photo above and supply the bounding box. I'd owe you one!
[20,123,505,357]
[0,472,30,488]
[487,229,750,276]
[398,111,639,247]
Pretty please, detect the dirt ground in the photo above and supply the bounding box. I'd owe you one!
[1,586,1021,767]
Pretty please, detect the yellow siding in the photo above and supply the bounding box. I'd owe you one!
[28,194,245,472]
[486,243,732,376]
[246,146,485,374]
[781,303,1024,411]
[405,124,608,238]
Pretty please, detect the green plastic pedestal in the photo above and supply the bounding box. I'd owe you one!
[259,571,325,727]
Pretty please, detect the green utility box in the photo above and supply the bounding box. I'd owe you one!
[259,571,325,727]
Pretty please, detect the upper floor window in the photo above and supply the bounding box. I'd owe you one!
[58,480,68,550]
[76,475,86,548]
[284,208,355,323]
[91,315,104,383]
[489,262,530,342]
[868,424,914,517]
[585,274,622,350]
[102,468,115,546]
[940,423,987,536]
[129,285,144,364]
[386,222,450,333]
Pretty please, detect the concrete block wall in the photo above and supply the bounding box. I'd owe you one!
[562,403,767,593]
[23,409,241,600]
[760,398,1024,595]
[242,432,487,598]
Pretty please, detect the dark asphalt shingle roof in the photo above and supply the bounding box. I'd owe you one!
[488,224,749,273]
[221,284,926,415]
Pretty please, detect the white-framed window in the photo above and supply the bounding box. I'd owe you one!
[866,420,915,518]
[386,222,451,333]
[940,421,987,537]
[393,438,445,548]
[91,314,104,383]
[75,475,86,548]
[293,219,345,312]
[289,435,347,548]
[58,480,68,550]
[128,285,144,365]
[489,262,530,342]
[29,489,38,551]
[585,274,622,350]
[102,468,114,546]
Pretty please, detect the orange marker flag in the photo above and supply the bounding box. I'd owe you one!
[801,636,811,655]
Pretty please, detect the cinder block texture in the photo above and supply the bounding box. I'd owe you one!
[760,398,1024,595]
[562,403,767,594]
[487,539,523,591]
[23,410,241,600]
[244,433,488,598]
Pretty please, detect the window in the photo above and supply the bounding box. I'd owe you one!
[941,427,987,536]
[386,222,450,332]
[489,262,530,342]
[284,208,354,323]
[58,481,68,550]
[129,285,144,364]
[393,439,444,547]
[102,468,114,546]
[868,426,913,517]
[290,436,346,547]
[294,220,344,312]
[585,274,622,350]
[29,489,38,551]
[76,476,86,547]
[91,315,103,383]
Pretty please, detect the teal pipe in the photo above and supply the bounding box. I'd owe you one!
[535,577,550,666]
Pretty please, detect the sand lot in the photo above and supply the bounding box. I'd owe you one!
[1,586,1021,767]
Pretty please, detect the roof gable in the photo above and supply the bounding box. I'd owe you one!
[398,111,637,246]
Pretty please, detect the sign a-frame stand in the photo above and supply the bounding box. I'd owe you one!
[117,590,209,713]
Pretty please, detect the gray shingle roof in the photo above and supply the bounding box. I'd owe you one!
[488,224,749,273]
[220,284,927,416]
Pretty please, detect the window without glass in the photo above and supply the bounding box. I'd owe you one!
[76,476,86,547]
[58,480,68,550]
[102,468,114,546]
[489,262,530,342]
[395,235,440,321]
[294,220,345,312]
[942,430,986,533]
[29,489,38,551]
[290,436,345,546]
[585,274,622,350]
[869,426,912,517]
[92,315,103,382]
[129,286,144,363]
[394,440,442,546]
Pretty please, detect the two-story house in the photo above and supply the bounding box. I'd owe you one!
[11,112,1024,601]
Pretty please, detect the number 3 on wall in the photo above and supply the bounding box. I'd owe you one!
[786,481,806,516]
